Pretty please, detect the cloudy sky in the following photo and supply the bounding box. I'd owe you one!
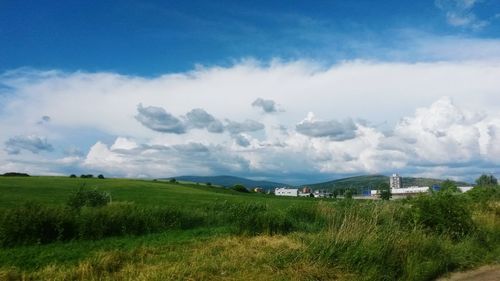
[1,0,500,184]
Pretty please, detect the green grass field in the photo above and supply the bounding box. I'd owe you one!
[0,176,313,209]
[0,176,498,281]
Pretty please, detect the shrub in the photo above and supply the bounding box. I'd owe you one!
[232,184,249,193]
[466,186,500,203]
[344,189,353,199]
[404,193,475,240]
[67,187,111,209]
[440,179,459,193]
[380,190,392,200]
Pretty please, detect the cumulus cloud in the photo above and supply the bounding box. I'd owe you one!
[435,0,488,29]
[4,135,54,154]
[386,97,494,166]
[83,139,250,178]
[296,113,357,141]
[135,104,186,134]
[185,108,224,133]
[233,134,251,147]
[225,119,265,135]
[252,98,279,113]
[2,59,500,182]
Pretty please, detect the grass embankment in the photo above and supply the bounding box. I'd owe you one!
[0,176,499,280]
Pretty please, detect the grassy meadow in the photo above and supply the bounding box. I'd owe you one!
[0,176,499,280]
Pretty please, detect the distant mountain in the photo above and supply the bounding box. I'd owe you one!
[305,175,470,192]
[170,175,287,189]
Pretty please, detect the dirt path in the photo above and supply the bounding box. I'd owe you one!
[437,265,500,281]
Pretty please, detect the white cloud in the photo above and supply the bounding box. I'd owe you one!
[1,59,500,182]
[295,113,357,140]
[435,0,488,30]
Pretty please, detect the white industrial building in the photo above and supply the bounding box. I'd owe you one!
[458,186,474,193]
[391,186,429,195]
[390,174,402,189]
[275,187,299,197]
[371,174,430,197]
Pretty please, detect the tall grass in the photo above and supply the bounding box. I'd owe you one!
[0,201,320,246]
[0,202,206,247]
[0,188,499,280]
[303,192,499,280]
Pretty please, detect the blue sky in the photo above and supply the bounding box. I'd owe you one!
[2,0,499,75]
[1,0,500,184]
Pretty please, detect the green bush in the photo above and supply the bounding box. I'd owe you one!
[67,187,111,209]
[232,184,249,193]
[466,186,500,203]
[404,193,475,240]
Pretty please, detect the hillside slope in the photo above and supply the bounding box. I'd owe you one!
[0,176,303,209]
[306,175,470,191]
[171,175,287,189]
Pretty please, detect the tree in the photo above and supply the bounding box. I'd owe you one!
[232,184,249,193]
[440,179,459,193]
[475,174,498,187]
[2,172,29,177]
[169,178,177,183]
[206,182,212,186]
[380,190,392,200]
[332,189,338,199]
[97,174,105,179]
[378,182,391,200]
[344,189,353,200]
[69,174,77,178]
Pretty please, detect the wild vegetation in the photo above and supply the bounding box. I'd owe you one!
[0,175,498,280]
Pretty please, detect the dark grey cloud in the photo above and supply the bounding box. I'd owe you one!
[37,115,51,125]
[234,134,251,147]
[225,119,265,135]
[252,98,279,113]
[135,104,186,134]
[172,142,210,153]
[4,135,54,154]
[296,118,357,141]
[185,108,224,133]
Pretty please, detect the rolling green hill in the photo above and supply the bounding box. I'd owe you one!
[0,176,308,209]
[306,175,470,192]
[170,175,287,189]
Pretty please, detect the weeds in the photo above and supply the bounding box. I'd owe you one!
[0,189,499,280]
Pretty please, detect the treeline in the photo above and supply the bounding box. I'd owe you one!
[69,174,105,179]
[1,172,29,177]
